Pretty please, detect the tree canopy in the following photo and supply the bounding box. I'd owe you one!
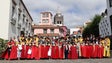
[82,14,102,38]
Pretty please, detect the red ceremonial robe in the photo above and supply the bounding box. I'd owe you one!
[97,45,104,58]
[27,47,32,59]
[81,45,87,58]
[31,45,36,59]
[89,45,93,58]
[54,46,59,59]
[1,49,9,60]
[44,45,50,58]
[86,45,91,58]
[92,45,98,58]
[40,45,45,58]
[10,45,17,59]
[21,45,25,58]
[59,46,64,59]
[70,45,78,59]
[51,46,55,59]
[35,46,40,60]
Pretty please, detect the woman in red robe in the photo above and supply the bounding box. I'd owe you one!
[51,44,56,59]
[59,44,64,59]
[86,45,91,58]
[31,44,36,59]
[92,43,99,58]
[21,45,25,59]
[2,39,17,60]
[54,44,59,59]
[44,45,50,59]
[68,44,71,59]
[89,43,93,58]
[9,45,17,60]
[97,44,104,58]
[81,44,87,58]
[35,46,40,60]
[70,44,78,59]
[1,40,12,60]
[40,44,45,59]
[27,46,32,59]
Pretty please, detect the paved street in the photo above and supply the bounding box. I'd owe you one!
[0,58,112,63]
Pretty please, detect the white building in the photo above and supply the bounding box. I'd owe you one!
[70,27,83,37]
[99,16,111,37]
[99,0,112,37]
[0,0,33,40]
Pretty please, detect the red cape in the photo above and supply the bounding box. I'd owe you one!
[10,45,17,59]
[70,45,78,59]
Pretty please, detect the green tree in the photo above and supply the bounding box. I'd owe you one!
[0,38,7,56]
[83,14,101,37]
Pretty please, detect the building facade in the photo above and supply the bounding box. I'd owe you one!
[99,0,112,37]
[33,12,67,37]
[0,0,33,40]
[54,12,64,26]
[70,26,83,37]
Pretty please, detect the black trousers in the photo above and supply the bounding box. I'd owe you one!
[7,47,11,57]
[65,50,68,59]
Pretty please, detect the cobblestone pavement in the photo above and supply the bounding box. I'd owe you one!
[0,58,112,63]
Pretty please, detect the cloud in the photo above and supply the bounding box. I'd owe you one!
[23,0,106,28]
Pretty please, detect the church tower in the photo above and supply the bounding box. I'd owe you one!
[54,8,64,26]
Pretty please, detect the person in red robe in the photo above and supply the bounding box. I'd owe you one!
[97,43,104,58]
[21,45,26,59]
[70,44,78,59]
[51,44,55,59]
[1,38,16,60]
[59,43,64,59]
[92,43,99,58]
[81,43,85,58]
[86,44,91,58]
[1,40,12,60]
[89,43,93,58]
[31,44,36,59]
[9,44,17,60]
[35,46,40,60]
[44,45,50,59]
[40,44,45,59]
[9,39,17,60]
[27,46,32,59]
[54,44,59,59]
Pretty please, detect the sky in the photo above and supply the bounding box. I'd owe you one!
[23,0,106,28]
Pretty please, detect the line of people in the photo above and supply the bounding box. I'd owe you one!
[1,34,111,60]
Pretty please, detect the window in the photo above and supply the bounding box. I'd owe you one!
[12,6,15,17]
[60,21,62,24]
[57,21,59,24]
[43,29,47,34]
[109,0,112,7]
[29,23,31,30]
[42,19,45,23]
[42,13,46,17]
[18,13,20,21]
[50,29,54,33]
[110,15,112,32]
[26,19,28,27]
[11,23,16,34]
[23,15,25,24]
[23,28,25,32]
[42,19,49,23]
[42,13,49,17]
[45,19,49,23]
[18,9,21,21]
